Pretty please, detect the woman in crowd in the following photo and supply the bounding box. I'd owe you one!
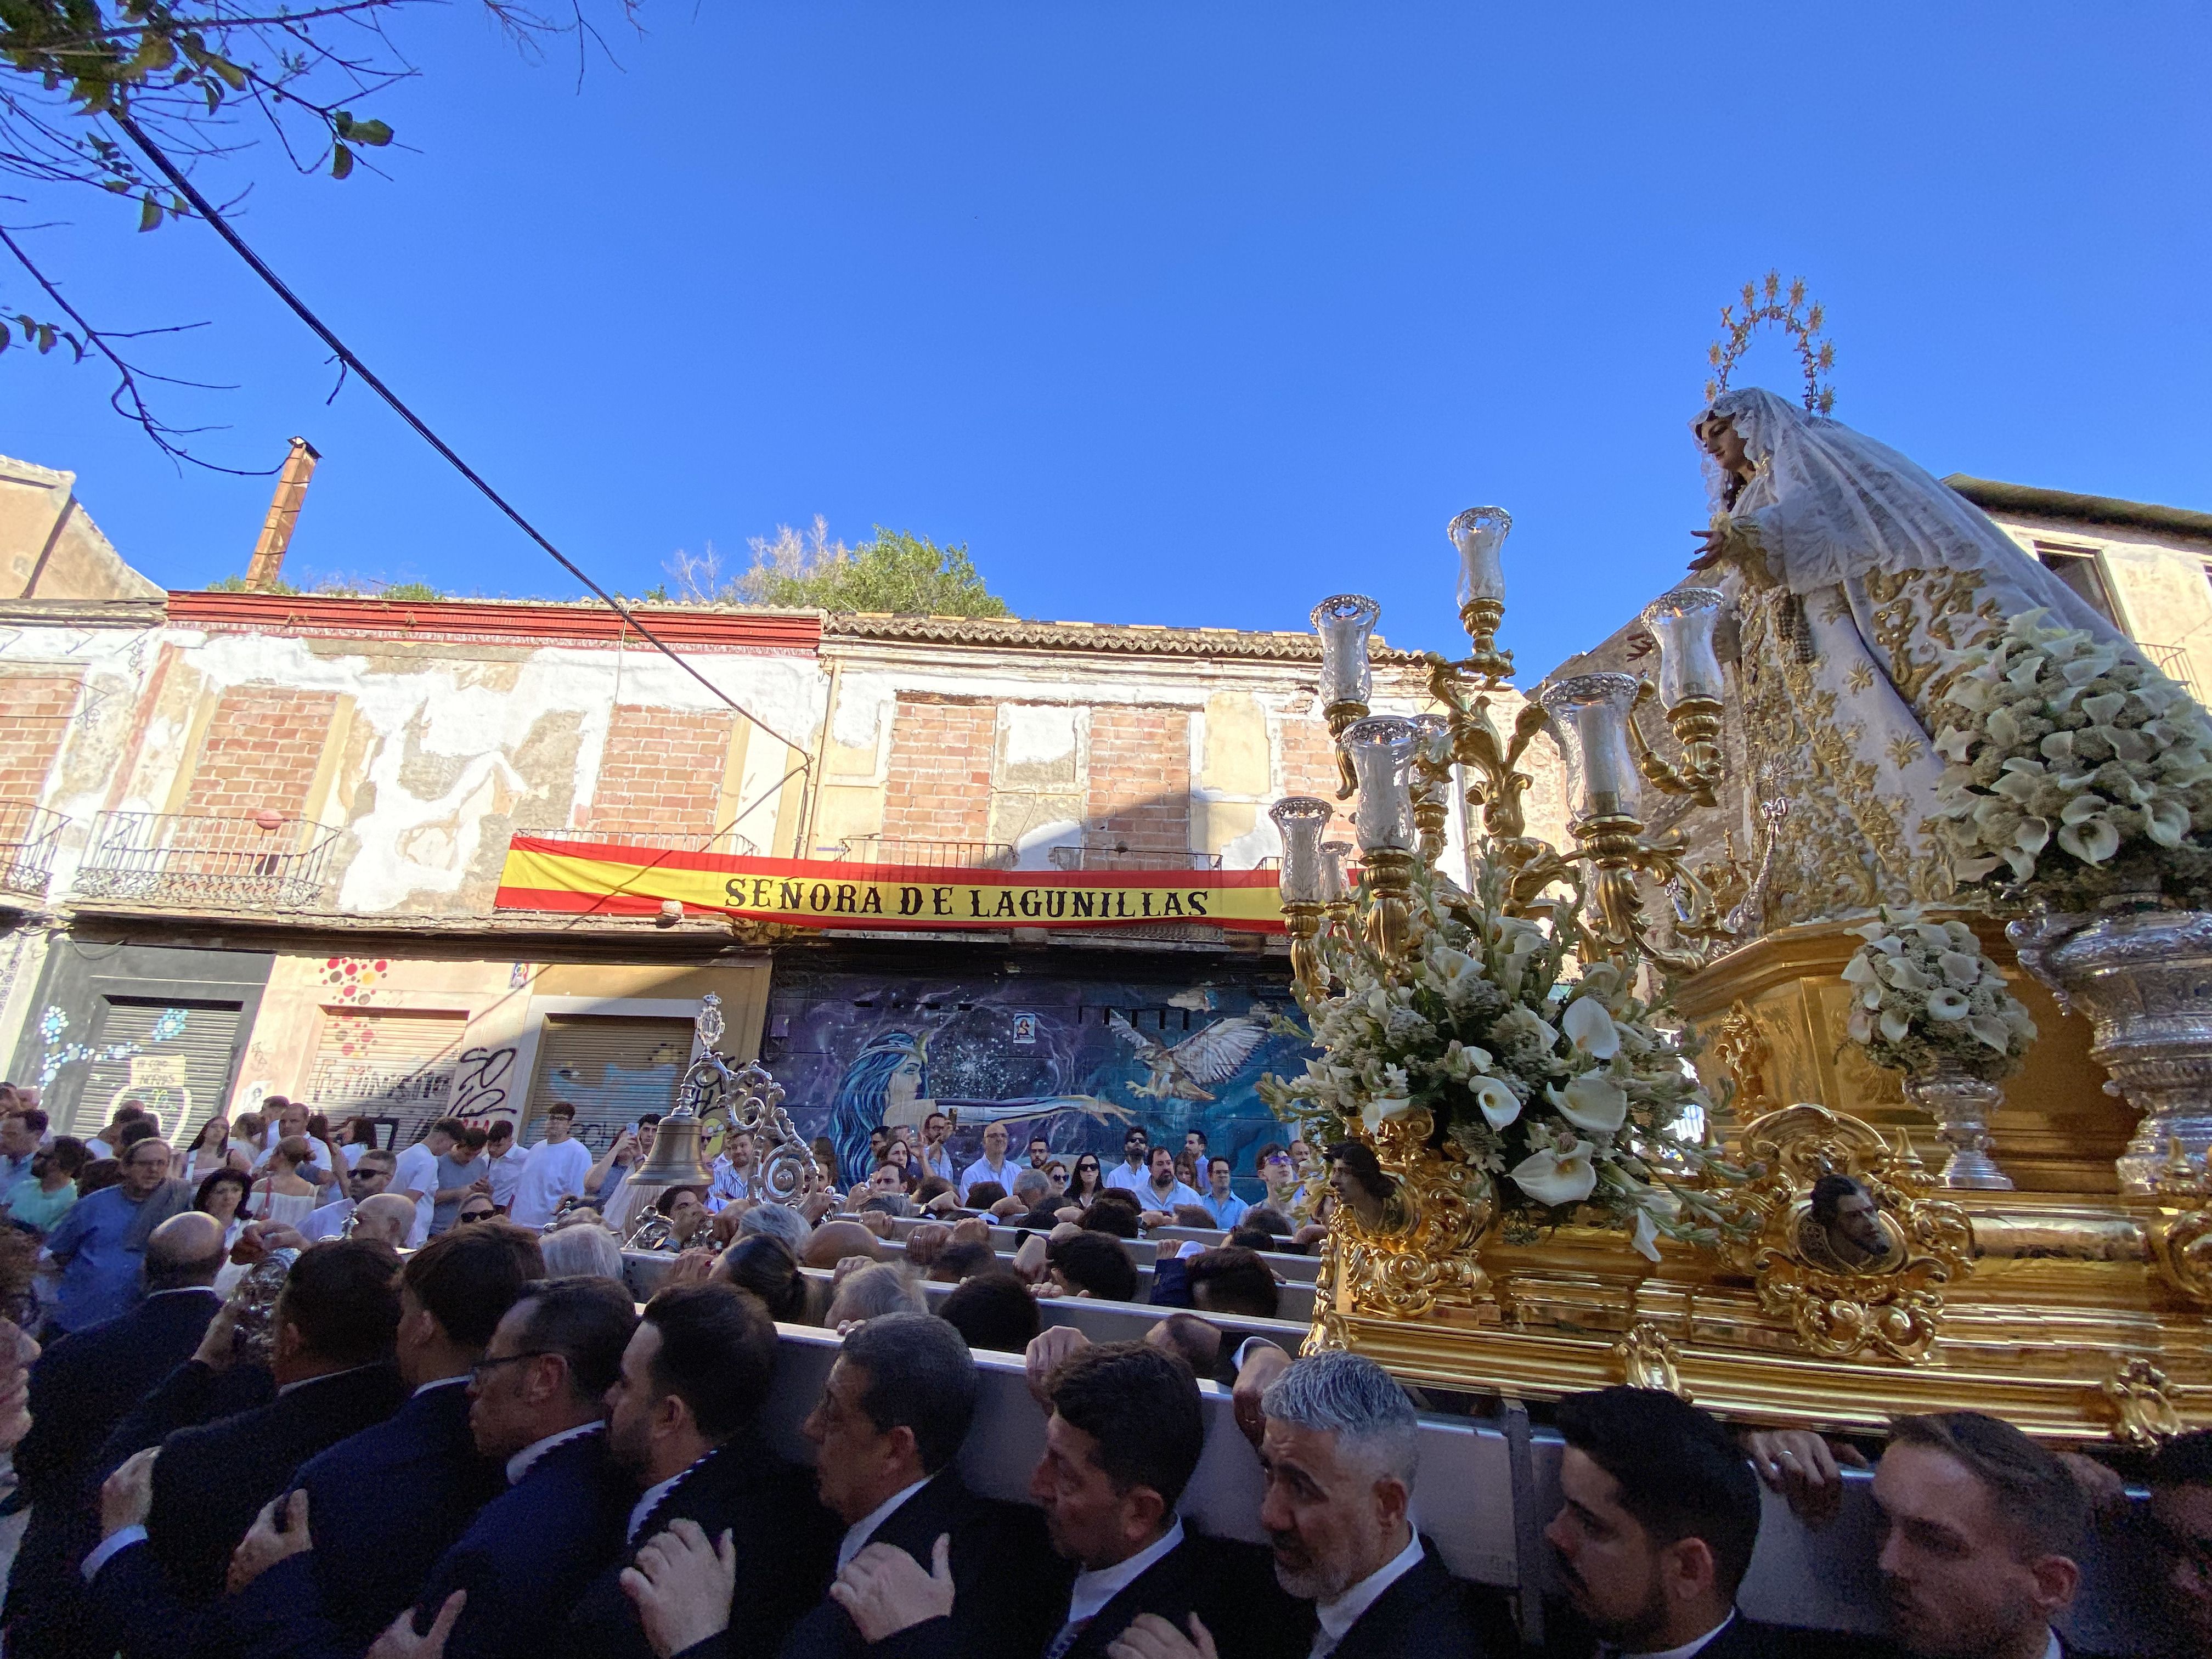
[2,1139,86,1237]
[1065,1153,1105,1210]
[884,1138,917,1192]
[194,1167,251,1251]
[174,1116,240,1185]
[1045,1159,1069,1202]
[719,1233,809,1322]
[229,1110,268,1169]
[245,1137,320,1228]
[336,1116,380,1169]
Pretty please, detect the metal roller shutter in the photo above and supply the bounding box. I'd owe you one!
[525,1016,692,1153]
[306,1009,470,1143]
[72,997,243,1144]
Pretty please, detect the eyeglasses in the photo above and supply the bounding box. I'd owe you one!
[1264,1155,1292,1168]
[459,1209,496,1223]
[469,1350,552,1384]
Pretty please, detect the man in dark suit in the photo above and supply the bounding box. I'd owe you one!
[823,1340,1303,1659]
[1541,1386,1792,1659]
[81,1238,408,1658]
[222,1272,636,1659]
[2,1212,225,1659]
[221,1223,546,1648]
[624,1313,1060,1659]
[566,1282,838,1659]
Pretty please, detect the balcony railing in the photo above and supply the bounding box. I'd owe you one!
[73,812,340,909]
[2142,642,2207,702]
[0,803,66,901]
[1048,843,1224,872]
[837,836,1016,870]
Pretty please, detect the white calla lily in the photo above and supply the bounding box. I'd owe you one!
[1629,1208,1661,1263]
[1549,1071,1628,1134]
[1925,988,1970,1021]
[1562,996,1621,1060]
[1471,1075,1520,1130]
[1509,1140,1597,1207]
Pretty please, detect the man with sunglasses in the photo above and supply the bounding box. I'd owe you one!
[298,1149,398,1242]
[1103,1128,1152,1195]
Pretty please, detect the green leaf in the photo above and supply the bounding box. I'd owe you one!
[350,118,392,146]
[35,326,55,354]
[330,140,353,179]
[138,193,161,232]
[0,322,9,351]
[208,54,247,91]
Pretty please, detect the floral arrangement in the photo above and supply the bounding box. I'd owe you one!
[1929,610,2212,910]
[1839,907,2036,1082]
[1258,864,1735,1256]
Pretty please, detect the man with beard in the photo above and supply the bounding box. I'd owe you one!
[1544,1387,1784,1659]
[816,1342,1299,1659]
[1109,1351,1483,1659]
[1870,1412,2101,1659]
[569,1283,834,1659]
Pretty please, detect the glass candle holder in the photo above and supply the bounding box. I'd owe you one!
[1448,507,1513,610]
[1312,595,1380,709]
[1320,840,1353,905]
[1269,797,1334,904]
[1407,712,1453,770]
[1342,715,1418,853]
[1640,586,1728,709]
[1541,673,1643,822]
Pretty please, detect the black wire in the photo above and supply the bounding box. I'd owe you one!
[109,109,813,766]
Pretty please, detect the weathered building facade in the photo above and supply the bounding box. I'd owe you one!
[0,473,1566,1183]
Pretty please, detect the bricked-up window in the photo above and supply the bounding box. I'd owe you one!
[1086,706,1192,854]
[590,704,737,838]
[0,670,83,802]
[181,686,339,819]
[882,698,995,842]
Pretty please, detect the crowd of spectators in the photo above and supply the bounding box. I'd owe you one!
[0,1088,2200,1658]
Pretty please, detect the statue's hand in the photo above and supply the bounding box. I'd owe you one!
[1688,526,1730,571]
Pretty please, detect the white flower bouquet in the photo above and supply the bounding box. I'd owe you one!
[1929,610,2212,910]
[1839,907,2035,1082]
[1259,862,1737,1257]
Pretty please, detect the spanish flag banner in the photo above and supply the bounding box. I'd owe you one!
[494,837,1288,933]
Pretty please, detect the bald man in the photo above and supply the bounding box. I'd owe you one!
[4,1212,227,1654]
[348,1194,419,1249]
[800,1219,882,1271]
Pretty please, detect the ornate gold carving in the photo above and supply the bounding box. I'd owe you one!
[1321,1108,1494,1329]
[1731,1106,1972,1363]
[2102,1358,2185,1448]
[1709,999,1776,1119]
[1615,1322,1690,1399]
[2147,1141,2212,1306]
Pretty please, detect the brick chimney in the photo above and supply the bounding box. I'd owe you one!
[245,437,320,592]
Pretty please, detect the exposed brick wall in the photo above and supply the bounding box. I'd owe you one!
[590,704,737,837]
[180,685,338,818]
[1086,706,1192,853]
[1276,714,1358,843]
[881,699,996,844]
[0,672,82,803]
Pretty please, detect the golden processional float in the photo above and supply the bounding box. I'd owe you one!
[1262,444,2212,1443]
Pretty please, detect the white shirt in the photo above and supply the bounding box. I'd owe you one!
[486,1144,531,1209]
[836,1476,932,1572]
[509,1136,592,1228]
[706,1155,753,1212]
[1053,1518,1185,1651]
[1139,1180,1207,1214]
[505,1421,602,1486]
[919,1144,957,1185]
[298,1197,354,1242]
[1311,1530,1424,1659]
[1103,1161,1149,1193]
[341,1142,368,1169]
[391,1142,438,1247]
[959,1154,1018,1199]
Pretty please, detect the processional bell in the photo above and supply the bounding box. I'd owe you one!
[627,1103,712,1189]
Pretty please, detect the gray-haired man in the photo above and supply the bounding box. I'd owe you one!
[1108,1350,1487,1659]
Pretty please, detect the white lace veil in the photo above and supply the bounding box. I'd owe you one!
[1697,387,2128,644]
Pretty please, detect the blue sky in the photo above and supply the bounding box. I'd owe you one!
[7,4,2209,674]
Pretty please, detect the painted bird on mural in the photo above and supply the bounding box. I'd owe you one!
[1105,1008,1274,1103]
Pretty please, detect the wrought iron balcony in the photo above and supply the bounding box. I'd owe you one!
[1047,842,1224,872]
[837,835,1016,869]
[2143,642,2207,702]
[518,826,759,857]
[73,811,340,909]
[0,803,65,901]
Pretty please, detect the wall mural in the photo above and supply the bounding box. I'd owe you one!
[761,967,1314,1193]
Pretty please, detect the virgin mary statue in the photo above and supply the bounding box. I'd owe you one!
[1689,387,2134,928]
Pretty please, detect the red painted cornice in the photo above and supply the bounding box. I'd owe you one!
[165,590,821,653]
